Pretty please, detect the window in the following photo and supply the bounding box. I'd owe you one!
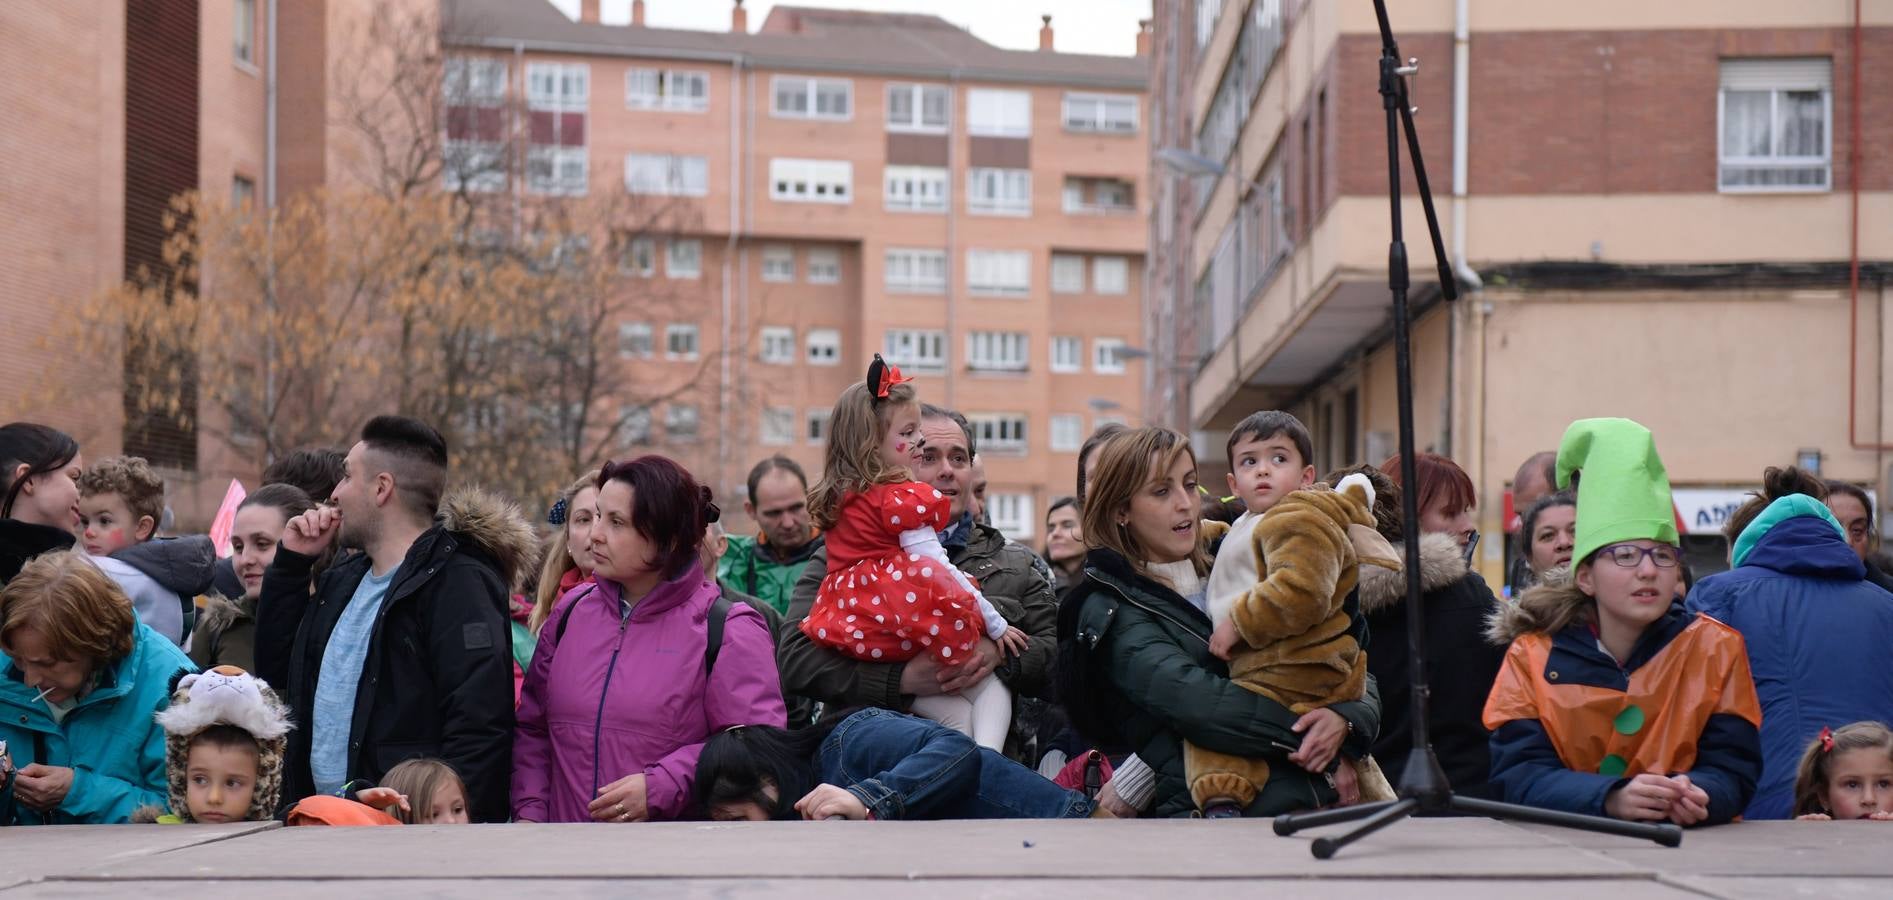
[1050,336,1082,373]
[1094,338,1127,374]
[526,63,589,195]
[968,168,1030,215]
[234,0,256,66]
[626,68,708,112]
[762,245,796,282]
[887,83,949,132]
[885,166,948,213]
[618,405,653,444]
[967,331,1028,372]
[618,322,653,358]
[807,248,841,284]
[989,493,1035,540]
[666,239,702,279]
[231,175,256,210]
[1719,58,1832,191]
[770,158,852,204]
[1050,414,1084,452]
[1051,255,1086,294]
[968,88,1030,137]
[1063,177,1135,214]
[970,414,1029,455]
[885,249,947,294]
[624,153,707,196]
[761,407,796,446]
[761,326,795,364]
[967,250,1030,297]
[665,324,700,360]
[806,408,832,444]
[620,236,656,276]
[884,329,947,373]
[773,76,852,120]
[1093,256,1129,295]
[1063,93,1137,133]
[807,328,841,365]
[444,57,508,192]
[666,403,699,440]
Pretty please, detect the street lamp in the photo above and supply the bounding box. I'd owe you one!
[1155,147,1226,178]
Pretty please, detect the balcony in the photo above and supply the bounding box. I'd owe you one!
[1063,177,1136,216]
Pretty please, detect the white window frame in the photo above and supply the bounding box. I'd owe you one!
[665,324,700,361]
[1050,336,1082,373]
[883,329,947,374]
[885,248,947,294]
[884,166,949,213]
[526,62,589,196]
[807,328,841,366]
[770,158,853,204]
[989,492,1035,539]
[760,326,796,364]
[234,0,256,67]
[772,75,853,120]
[807,247,841,284]
[1093,338,1127,374]
[1062,92,1138,133]
[1050,254,1086,294]
[966,331,1028,372]
[620,237,656,277]
[761,406,797,446]
[1717,58,1832,193]
[967,168,1031,216]
[618,322,654,359]
[886,82,949,133]
[626,68,709,112]
[666,403,700,440]
[624,153,708,197]
[761,245,796,282]
[1093,256,1130,295]
[1050,414,1084,452]
[443,58,509,194]
[806,407,832,445]
[969,414,1030,456]
[666,239,702,279]
[967,249,1031,298]
[968,88,1031,138]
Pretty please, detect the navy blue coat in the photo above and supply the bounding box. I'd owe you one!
[1687,514,1893,819]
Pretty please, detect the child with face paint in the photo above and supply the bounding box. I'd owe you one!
[801,356,1029,752]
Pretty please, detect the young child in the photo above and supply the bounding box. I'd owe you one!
[1794,722,1893,821]
[1190,411,1398,816]
[141,666,292,824]
[376,758,472,824]
[75,456,215,647]
[1484,418,1762,827]
[801,355,1028,750]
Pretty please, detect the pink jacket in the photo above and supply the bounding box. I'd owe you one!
[511,560,785,822]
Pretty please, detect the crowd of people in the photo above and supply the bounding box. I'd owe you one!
[5,357,1893,828]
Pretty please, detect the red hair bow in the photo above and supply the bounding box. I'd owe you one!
[868,353,912,399]
[1820,726,1835,754]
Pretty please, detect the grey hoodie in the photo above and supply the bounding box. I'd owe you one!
[90,536,217,648]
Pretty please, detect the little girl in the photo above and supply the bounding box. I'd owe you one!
[375,758,471,825]
[801,355,1027,750]
[1794,722,1893,820]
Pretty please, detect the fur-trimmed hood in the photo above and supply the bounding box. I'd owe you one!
[1357,532,1472,615]
[438,487,539,594]
[1484,577,1591,646]
[197,591,252,635]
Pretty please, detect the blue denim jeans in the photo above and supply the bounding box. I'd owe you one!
[818,707,1094,820]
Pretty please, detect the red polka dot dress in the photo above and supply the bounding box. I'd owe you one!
[801,482,1003,665]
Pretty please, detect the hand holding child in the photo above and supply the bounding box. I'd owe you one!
[1287,709,1348,773]
[1209,616,1242,661]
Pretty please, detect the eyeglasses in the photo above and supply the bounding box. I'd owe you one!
[1597,544,1681,569]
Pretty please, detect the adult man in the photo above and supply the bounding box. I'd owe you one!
[256,416,531,822]
[718,456,823,615]
[968,456,990,525]
[777,406,1058,762]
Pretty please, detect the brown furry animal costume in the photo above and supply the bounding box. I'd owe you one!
[1187,474,1400,811]
[152,666,292,822]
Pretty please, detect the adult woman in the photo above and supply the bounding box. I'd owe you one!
[1515,491,1577,590]
[1042,496,1084,596]
[1687,467,1893,819]
[192,484,315,673]
[1344,455,1504,798]
[1,423,83,586]
[1055,427,1380,818]
[1824,480,1893,593]
[1,550,193,824]
[695,707,1098,820]
[512,456,785,823]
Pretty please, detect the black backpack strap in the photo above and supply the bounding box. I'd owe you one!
[704,592,734,676]
[552,583,597,645]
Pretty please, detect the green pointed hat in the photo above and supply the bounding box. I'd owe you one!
[1555,418,1679,565]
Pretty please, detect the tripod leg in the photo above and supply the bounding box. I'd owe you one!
[1309,797,1420,859]
[1450,796,1683,848]
[1273,799,1400,836]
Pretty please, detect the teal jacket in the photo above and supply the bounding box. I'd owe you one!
[1,623,194,824]
[716,533,824,616]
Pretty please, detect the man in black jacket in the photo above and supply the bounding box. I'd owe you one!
[256,416,530,822]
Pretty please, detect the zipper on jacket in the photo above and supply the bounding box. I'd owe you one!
[590,600,633,797]
[1092,578,1212,649]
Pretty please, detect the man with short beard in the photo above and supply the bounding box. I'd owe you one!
[718,456,823,616]
[778,406,1058,761]
[255,416,532,822]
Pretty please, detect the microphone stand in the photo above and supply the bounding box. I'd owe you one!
[1270,0,1684,859]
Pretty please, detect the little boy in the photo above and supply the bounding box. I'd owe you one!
[137,666,292,824]
[1187,411,1398,816]
[76,456,215,647]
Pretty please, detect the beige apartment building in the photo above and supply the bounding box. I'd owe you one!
[1148,0,1893,586]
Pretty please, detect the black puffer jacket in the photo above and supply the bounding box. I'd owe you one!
[0,518,75,585]
[1356,532,1505,798]
[255,488,536,823]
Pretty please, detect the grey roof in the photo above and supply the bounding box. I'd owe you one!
[442,0,1147,90]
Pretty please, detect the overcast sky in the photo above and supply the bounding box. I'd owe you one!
[545,0,1153,57]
